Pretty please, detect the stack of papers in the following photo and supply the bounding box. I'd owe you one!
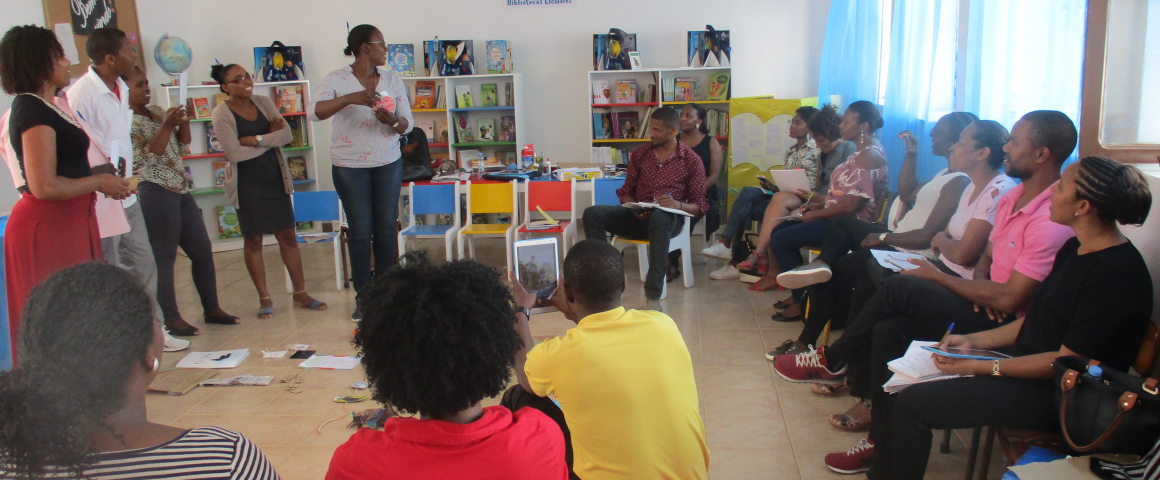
[431,172,470,183]
[298,355,361,370]
[884,341,962,393]
[624,202,693,217]
[524,221,559,231]
[871,250,926,272]
[175,349,250,369]
[200,373,275,387]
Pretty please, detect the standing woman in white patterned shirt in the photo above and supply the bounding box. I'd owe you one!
[309,24,412,319]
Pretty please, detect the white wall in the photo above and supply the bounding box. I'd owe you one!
[0,0,831,213]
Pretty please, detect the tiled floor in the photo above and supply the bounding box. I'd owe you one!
[150,234,1008,480]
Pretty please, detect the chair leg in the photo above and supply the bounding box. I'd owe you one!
[468,236,477,259]
[681,245,694,288]
[333,242,342,291]
[457,234,466,260]
[340,229,351,289]
[637,244,649,283]
[977,427,995,480]
[964,427,981,480]
[940,428,953,454]
[445,233,454,263]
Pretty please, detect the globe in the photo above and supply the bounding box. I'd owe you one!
[154,34,192,75]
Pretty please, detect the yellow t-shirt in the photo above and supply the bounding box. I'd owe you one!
[524,307,709,480]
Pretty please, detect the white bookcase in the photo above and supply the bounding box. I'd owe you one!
[163,80,319,252]
[588,67,731,163]
[400,73,525,169]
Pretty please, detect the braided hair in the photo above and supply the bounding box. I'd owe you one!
[1073,156,1152,226]
[0,25,65,95]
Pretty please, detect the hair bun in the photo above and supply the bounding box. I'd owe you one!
[343,46,353,56]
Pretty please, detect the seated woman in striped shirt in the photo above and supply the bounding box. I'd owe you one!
[0,262,279,479]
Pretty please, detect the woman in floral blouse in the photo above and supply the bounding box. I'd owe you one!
[128,68,238,336]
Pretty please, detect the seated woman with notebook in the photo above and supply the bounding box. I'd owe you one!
[0,263,279,478]
[866,156,1153,480]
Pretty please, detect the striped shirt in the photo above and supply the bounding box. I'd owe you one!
[0,427,279,479]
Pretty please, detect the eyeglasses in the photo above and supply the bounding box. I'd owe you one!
[224,73,256,84]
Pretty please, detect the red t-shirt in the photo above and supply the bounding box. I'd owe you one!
[326,406,568,480]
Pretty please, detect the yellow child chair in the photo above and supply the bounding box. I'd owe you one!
[457,180,519,272]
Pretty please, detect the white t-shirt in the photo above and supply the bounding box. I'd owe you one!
[66,67,136,206]
[940,174,1018,277]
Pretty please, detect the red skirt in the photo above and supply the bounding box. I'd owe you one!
[5,191,101,365]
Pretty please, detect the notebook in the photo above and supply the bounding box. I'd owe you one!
[883,341,962,392]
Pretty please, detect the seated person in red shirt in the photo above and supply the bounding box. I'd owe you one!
[326,259,568,480]
[582,106,708,307]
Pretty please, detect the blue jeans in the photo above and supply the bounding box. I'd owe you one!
[723,187,773,263]
[333,161,402,292]
[769,219,831,302]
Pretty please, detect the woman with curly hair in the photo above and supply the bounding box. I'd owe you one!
[327,259,567,480]
[0,262,278,478]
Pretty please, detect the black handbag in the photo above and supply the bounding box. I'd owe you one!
[401,153,434,182]
[1054,356,1160,456]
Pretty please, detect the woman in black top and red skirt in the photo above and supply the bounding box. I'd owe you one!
[0,26,131,364]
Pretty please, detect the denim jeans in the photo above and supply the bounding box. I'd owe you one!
[720,187,772,263]
[583,205,684,299]
[333,161,403,292]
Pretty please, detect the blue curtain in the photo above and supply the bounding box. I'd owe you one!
[817,0,884,109]
[880,0,960,189]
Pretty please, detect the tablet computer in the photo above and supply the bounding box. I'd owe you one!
[513,237,560,314]
[920,345,1012,360]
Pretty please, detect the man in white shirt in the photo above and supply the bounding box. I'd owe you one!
[66,28,187,351]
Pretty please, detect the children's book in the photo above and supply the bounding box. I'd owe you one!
[387,44,416,77]
[453,112,474,143]
[287,156,307,180]
[674,81,694,102]
[708,73,730,101]
[205,125,223,154]
[217,205,241,238]
[616,80,636,104]
[418,120,435,141]
[480,83,497,107]
[458,149,485,170]
[504,83,512,106]
[591,80,610,104]
[212,160,228,188]
[276,85,302,114]
[455,85,473,108]
[182,165,196,190]
[213,93,229,107]
[616,112,639,139]
[413,81,436,109]
[485,40,511,74]
[499,116,515,142]
[438,122,449,143]
[191,97,212,119]
[422,40,434,76]
[286,117,307,148]
[478,118,496,142]
[592,113,607,140]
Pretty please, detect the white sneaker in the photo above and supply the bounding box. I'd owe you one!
[700,242,732,260]
[710,263,741,280]
[777,260,833,289]
[163,328,190,352]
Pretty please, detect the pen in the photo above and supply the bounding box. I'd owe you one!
[805,191,815,203]
[939,323,955,345]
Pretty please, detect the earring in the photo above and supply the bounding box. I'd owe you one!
[1074,212,1080,217]
[152,358,160,373]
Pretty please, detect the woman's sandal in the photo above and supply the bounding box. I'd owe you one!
[166,321,200,336]
[294,291,328,311]
[830,400,871,432]
[811,382,850,398]
[748,274,780,292]
[256,296,275,319]
[737,251,768,272]
[204,312,240,326]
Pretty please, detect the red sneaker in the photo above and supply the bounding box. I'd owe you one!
[825,439,874,474]
[772,345,847,384]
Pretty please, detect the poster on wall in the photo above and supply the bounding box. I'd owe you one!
[725,97,817,212]
[43,0,146,77]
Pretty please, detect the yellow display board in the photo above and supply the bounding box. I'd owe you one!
[725,96,818,211]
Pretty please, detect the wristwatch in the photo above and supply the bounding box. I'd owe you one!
[992,360,1002,376]
[878,233,888,243]
[516,306,532,319]
[255,135,264,147]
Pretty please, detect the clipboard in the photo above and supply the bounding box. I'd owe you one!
[766,169,812,193]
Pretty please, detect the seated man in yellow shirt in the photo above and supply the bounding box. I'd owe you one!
[504,240,710,480]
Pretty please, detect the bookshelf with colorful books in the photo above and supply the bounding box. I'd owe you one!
[445,73,524,170]
[165,79,318,252]
[402,76,451,153]
[588,67,730,163]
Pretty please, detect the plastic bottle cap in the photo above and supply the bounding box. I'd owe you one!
[1088,365,1103,377]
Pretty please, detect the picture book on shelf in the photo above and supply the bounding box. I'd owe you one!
[499,116,515,142]
[413,81,436,109]
[629,51,642,70]
[190,97,211,119]
[438,122,449,143]
[504,83,511,107]
[276,85,302,114]
[418,120,435,141]
[435,85,446,108]
[213,93,229,107]
[485,40,512,74]
[458,149,485,170]
[422,40,434,76]
[591,80,610,104]
[502,151,516,166]
[674,81,694,102]
[616,112,639,139]
[437,40,475,76]
[455,85,473,108]
[708,73,730,101]
[182,166,196,190]
[212,160,228,188]
[616,80,636,104]
[453,112,474,143]
[478,118,495,142]
[286,117,307,148]
[217,205,242,239]
[592,113,610,140]
[287,156,307,180]
[387,44,416,77]
[593,30,637,71]
[480,84,497,107]
[205,125,224,153]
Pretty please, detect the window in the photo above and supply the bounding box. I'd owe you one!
[1101,0,1160,145]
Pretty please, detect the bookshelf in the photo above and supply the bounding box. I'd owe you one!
[164,80,319,252]
[400,76,450,167]
[401,73,524,170]
[588,67,731,163]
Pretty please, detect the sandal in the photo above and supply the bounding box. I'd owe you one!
[166,320,200,336]
[770,310,803,322]
[811,383,850,398]
[257,296,274,319]
[830,400,871,432]
[774,299,794,310]
[737,251,768,272]
[203,312,240,326]
[294,291,328,311]
[748,274,780,292]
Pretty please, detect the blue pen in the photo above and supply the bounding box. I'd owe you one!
[939,323,955,345]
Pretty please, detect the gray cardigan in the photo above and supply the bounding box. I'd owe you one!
[211,95,294,208]
[816,140,857,195]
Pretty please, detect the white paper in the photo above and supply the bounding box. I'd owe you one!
[766,170,812,193]
[298,355,361,370]
[884,341,962,392]
[623,202,693,217]
[176,349,250,369]
[177,72,189,105]
[261,350,288,359]
[53,24,80,65]
[870,250,927,272]
[201,373,274,386]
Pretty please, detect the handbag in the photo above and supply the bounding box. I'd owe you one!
[401,152,434,183]
[1054,356,1160,456]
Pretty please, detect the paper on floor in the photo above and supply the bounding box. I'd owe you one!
[175,349,250,369]
[298,355,361,370]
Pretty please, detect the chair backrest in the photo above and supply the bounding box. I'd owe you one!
[467,181,516,215]
[292,190,341,223]
[1135,322,1160,376]
[412,183,459,215]
[527,180,575,214]
[594,178,625,206]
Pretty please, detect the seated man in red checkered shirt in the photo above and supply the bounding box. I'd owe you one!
[582,106,708,306]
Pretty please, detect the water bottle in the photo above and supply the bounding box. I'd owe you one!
[1087,365,1103,381]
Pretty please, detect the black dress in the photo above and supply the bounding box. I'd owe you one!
[231,109,294,236]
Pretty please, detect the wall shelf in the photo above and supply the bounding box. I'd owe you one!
[451,142,517,148]
[183,153,226,160]
[592,102,658,108]
[449,106,516,112]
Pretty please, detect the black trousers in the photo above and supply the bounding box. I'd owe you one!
[825,275,1001,400]
[869,376,1057,480]
[137,182,220,322]
[583,206,684,299]
[801,249,885,346]
[501,385,580,480]
[818,216,890,266]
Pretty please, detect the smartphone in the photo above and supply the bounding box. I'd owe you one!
[755,175,778,192]
[513,237,560,314]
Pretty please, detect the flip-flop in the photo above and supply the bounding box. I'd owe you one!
[256,306,274,319]
[297,299,328,311]
[830,412,870,432]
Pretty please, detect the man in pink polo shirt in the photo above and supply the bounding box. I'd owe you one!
[771,110,1077,475]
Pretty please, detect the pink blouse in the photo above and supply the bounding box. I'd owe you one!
[825,145,889,222]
